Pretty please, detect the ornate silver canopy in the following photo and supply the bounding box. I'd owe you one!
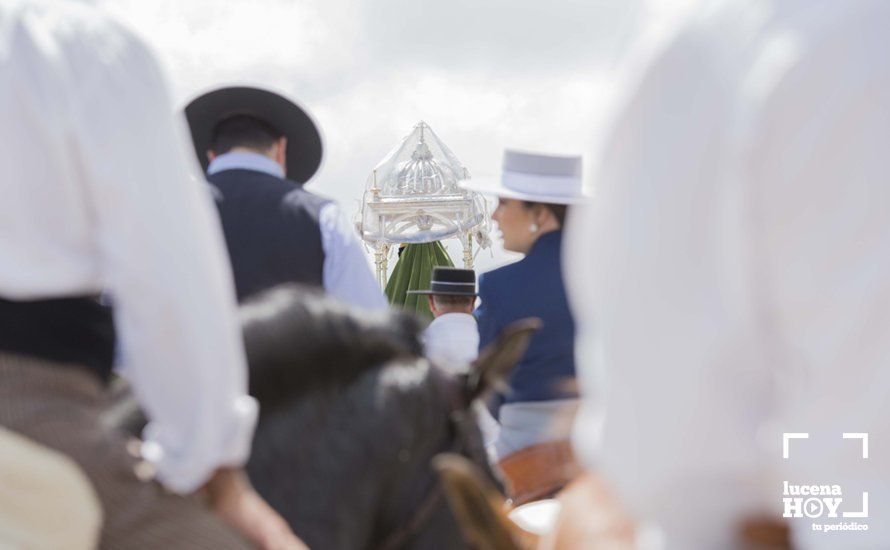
[357,121,491,285]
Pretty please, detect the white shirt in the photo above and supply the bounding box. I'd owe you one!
[422,312,500,452]
[0,1,257,493]
[207,152,388,311]
[422,312,479,373]
[567,0,890,547]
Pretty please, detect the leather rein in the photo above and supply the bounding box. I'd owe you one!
[375,368,478,550]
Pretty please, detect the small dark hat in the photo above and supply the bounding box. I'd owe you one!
[184,85,323,184]
[407,267,477,297]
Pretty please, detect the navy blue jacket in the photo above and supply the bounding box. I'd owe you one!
[475,230,577,410]
[209,169,328,302]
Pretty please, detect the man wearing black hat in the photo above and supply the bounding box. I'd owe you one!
[409,267,500,451]
[185,86,385,309]
[409,267,480,372]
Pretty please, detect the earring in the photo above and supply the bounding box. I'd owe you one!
[529,223,539,233]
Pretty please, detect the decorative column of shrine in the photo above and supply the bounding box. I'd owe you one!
[462,232,474,269]
[373,244,389,287]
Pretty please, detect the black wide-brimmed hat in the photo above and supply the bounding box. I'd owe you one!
[184,85,323,184]
[408,267,477,297]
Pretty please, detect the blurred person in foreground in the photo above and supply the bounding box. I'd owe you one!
[564,0,890,547]
[461,151,589,502]
[0,1,303,548]
[184,86,387,309]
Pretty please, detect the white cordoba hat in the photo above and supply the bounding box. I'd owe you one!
[459,149,589,205]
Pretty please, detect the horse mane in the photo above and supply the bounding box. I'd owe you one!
[240,284,424,416]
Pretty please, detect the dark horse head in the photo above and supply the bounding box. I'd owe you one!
[241,285,538,550]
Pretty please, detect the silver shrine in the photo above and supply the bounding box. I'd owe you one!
[357,121,491,285]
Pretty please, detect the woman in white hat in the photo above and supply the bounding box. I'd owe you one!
[460,149,589,503]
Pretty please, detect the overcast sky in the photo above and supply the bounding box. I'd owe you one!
[99,0,698,272]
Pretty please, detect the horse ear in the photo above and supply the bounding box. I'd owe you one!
[467,318,542,402]
[433,453,535,550]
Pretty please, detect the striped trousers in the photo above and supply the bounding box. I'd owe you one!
[0,353,250,549]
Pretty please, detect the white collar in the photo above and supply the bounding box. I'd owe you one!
[429,312,477,326]
[206,151,285,179]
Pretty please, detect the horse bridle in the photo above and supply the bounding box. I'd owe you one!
[375,366,483,550]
